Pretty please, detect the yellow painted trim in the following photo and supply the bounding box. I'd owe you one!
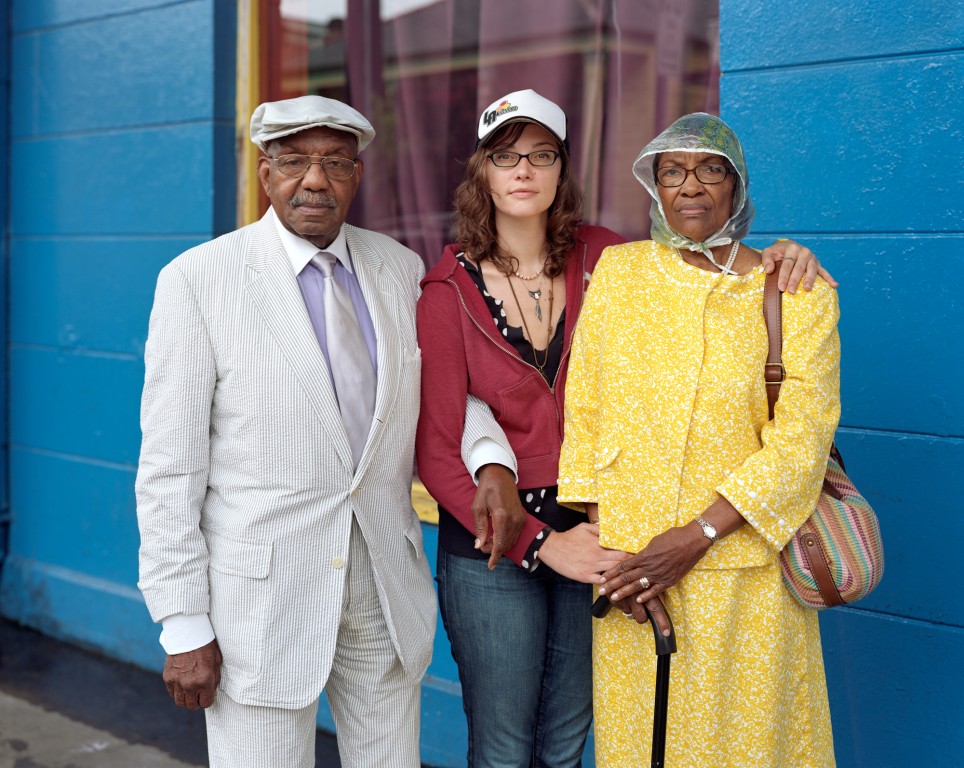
[236,0,262,226]
[412,480,439,525]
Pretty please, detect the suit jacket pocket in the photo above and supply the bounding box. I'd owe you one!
[404,515,425,559]
[207,531,273,578]
[204,530,272,681]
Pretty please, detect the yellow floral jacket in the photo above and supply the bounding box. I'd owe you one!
[557,241,841,570]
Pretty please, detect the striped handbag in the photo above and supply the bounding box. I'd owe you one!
[763,273,884,609]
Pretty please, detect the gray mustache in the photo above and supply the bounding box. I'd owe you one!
[291,194,337,208]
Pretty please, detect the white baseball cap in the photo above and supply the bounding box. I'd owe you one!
[476,89,568,148]
[250,95,376,153]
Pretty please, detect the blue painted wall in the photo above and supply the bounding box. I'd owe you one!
[0,0,11,564]
[0,0,237,665]
[0,3,11,568]
[722,2,963,766]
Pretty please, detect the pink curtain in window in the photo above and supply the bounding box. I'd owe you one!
[279,0,719,266]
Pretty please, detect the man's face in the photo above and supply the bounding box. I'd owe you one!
[257,126,364,249]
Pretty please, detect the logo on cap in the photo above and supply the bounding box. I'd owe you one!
[483,100,519,127]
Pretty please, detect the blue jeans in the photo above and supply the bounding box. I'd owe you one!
[437,548,594,768]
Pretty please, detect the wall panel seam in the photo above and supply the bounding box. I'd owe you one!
[10,118,220,142]
[837,426,964,441]
[723,47,964,75]
[11,0,201,36]
[9,446,137,473]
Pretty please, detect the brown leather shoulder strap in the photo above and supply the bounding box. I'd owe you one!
[799,520,845,607]
[763,271,784,419]
[764,273,843,607]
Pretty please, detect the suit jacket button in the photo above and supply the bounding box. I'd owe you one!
[331,556,346,569]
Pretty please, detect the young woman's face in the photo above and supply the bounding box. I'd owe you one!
[484,123,562,225]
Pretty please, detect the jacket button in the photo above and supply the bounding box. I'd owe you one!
[331,556,346,569]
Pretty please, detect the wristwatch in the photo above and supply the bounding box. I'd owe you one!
[694,515,719,544]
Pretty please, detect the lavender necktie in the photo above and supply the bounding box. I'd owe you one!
[313,252,376,468]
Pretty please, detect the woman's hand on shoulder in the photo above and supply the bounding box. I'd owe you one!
[761,239,839,293]
[537,523,632,584]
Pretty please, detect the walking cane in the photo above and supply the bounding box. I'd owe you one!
[592,596,678,767]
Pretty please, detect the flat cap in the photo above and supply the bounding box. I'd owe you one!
[250,95,375,153]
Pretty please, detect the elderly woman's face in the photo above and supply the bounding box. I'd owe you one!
[656,151,736,242]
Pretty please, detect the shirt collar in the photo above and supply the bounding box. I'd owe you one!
[268,206,353,276]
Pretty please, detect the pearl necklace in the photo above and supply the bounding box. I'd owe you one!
[677,240,740,275]
[513,262,546,281]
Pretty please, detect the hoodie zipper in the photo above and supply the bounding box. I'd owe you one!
[446,278,562,391]
[444,265,578,439]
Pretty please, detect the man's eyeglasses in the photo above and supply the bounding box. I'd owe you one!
[487,150,560,168]
[273,154,358,180]
[655,163,732,187]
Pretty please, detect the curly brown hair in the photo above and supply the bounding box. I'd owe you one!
[453,122,583,278]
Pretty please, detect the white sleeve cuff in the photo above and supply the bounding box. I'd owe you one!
[159,613,216,655]
[466,437,519,485]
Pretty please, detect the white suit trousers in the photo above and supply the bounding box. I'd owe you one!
[206,518,421,768]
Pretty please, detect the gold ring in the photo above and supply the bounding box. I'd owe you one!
[639,576,651,590]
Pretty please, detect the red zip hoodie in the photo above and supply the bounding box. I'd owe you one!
[415,224,625,565]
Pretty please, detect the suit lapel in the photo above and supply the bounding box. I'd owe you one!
[244,215,354,471]
[346,227,404,478]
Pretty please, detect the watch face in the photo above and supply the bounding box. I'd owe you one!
[699,518,717,541]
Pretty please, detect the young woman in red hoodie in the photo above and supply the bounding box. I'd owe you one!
[414,90,831,767]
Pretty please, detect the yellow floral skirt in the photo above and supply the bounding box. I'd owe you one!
[593,564,835,768]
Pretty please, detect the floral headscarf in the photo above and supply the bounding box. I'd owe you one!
[632,112,755,266]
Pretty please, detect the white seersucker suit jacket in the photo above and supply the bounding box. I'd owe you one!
[136,213,445,709]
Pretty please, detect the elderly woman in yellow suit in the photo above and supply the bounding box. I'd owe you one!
[558,113,839,767]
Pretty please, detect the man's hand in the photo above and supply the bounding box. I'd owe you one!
[472,463,526,569]
[163,639,222,710]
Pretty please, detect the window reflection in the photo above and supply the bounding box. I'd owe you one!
[258,0,720,266]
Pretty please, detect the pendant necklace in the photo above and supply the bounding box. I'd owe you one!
[507,273,554,374]
[527,277,545,321]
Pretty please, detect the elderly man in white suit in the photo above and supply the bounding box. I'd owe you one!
[135,96,517,768]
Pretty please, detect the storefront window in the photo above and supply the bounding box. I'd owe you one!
[242,0,719,261]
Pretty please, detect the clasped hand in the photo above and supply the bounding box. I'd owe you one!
[598,524,710,610]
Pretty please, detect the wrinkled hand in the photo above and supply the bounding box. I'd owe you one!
[603,594,672,636]
[536,523,632,583]
[760,240,839,293]
[163,639,222,710]
[472,464,526,569]
[599,525,709,604]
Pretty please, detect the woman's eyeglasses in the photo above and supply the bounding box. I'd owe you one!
[656,163,731,187]
[487,150,560,168]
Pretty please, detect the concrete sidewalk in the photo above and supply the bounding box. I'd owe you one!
[0,619,342,768]
[1,691,199,767]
